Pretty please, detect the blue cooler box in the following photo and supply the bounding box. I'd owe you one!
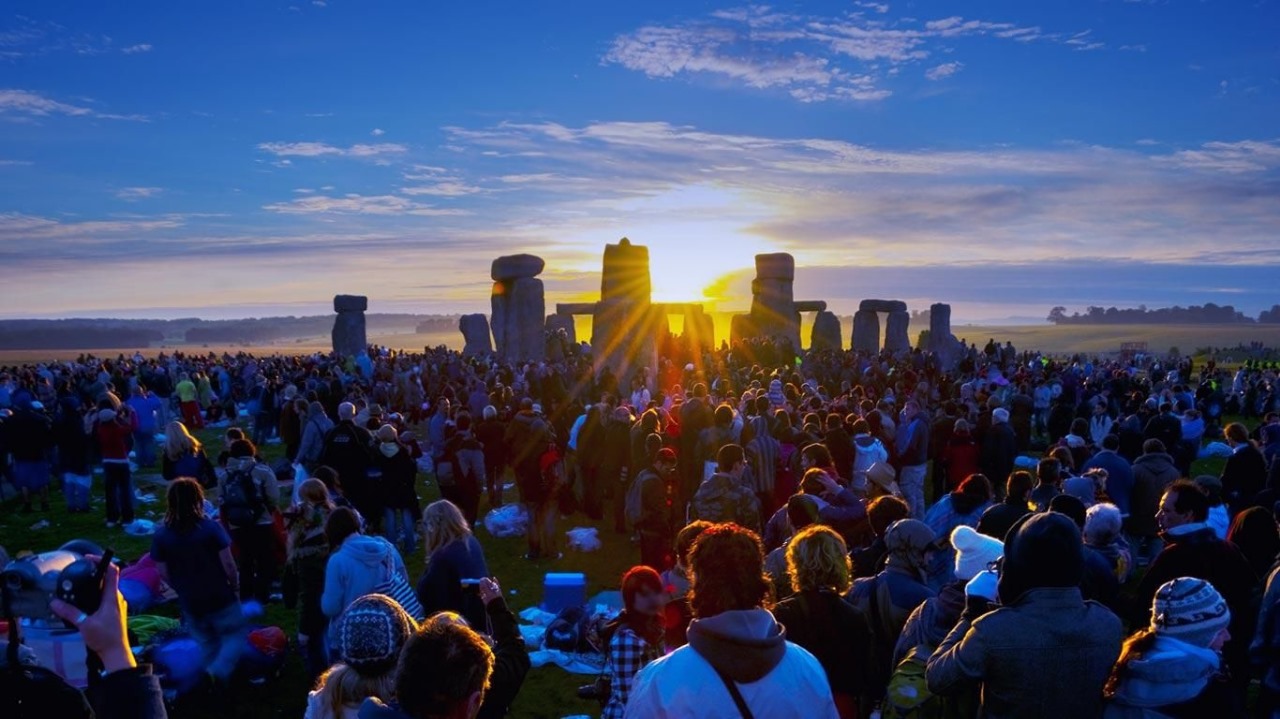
[542,572,586,614]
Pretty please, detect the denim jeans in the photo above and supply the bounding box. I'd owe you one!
[384,508,417,555]
[899,463,928,520]
[186,602,248,682]
[102,462,134,523]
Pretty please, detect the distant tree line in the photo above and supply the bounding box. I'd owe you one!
[1046,303,1269,325]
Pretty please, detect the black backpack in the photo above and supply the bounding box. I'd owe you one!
[222,465,266,526]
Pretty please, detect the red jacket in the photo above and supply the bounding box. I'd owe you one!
[96,417,135,461]
[942,434,981,490]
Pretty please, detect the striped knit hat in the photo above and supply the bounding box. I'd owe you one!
[1151,577,1231,649]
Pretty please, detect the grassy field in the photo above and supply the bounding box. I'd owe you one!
[0,423,634,719]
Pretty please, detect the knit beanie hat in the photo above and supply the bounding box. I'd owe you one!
[951,525,1004,581]
[333,594,417,674]
[1151,577,1231,649]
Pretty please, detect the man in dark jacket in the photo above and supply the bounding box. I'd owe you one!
[1135,479,1256,710]
[980,408,1017,492]
[978,470,1034,542]
[896,400,931,519]
[635,448,676,571]
[677,384,713,512]
[1127,439,1181,566]
[1143,403,1184,461]
[319,402,376,523]
[926,512,1124,718]
[1081,434,1135,517]
[1221,421,1267,514]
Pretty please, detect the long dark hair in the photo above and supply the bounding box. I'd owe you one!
[165,478,206,532]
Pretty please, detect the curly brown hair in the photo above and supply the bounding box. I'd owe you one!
[688,523,771,618]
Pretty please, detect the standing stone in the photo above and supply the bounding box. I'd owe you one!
[885,310,911,353]
[810,310,842,351]
[593,239,659,388]
[928,303,963,370]
[459,314,493,357]
[748,254,801,349]
[860,299,908,314]
[682,306,714,354]
[730,314,755,347]
[489,256,545,362]
[852,309,880,354]
[331,295,368,357]
[755,253,796,281]
[545,314,576,345]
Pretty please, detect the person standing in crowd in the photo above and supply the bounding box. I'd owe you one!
[504,398,555,558]
[442,412,485,525]
[90,403,136,528]
[278,388,304,462]
[690,444,761,532]
[978,470,1033,541]
[1104,578,1232,717]
[321,507,412,646]
[359,614,495,719]
[1029,458,1062,513]
[415,500,489,630]
[321,402,376,524]
[852,417,889,494]
[219,438,280,604]
[980,408,1017,490]
[661,520,713,650]
[1082,434,1136,518]
[896,399,931,519]
[476,405,508,509]
[851,494,911,579]
[126,384,162,469]
[633,447,676,571]
[1221,421,1267,514]
[373,425,418,556]
[601,567,667,719]
[1128,439,1180,567]
[307,593,415,719]
[8,396,53,513]
[926,512,1125,718]
[298,401,335,470]
[625,523,839,719]
[175,372,203,429]
[286,478,336,680]
[772,525,873,719]
[161,420,215,486]
[151,478,246,690]
[56,394,94,513]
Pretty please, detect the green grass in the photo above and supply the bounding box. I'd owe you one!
[0,424,635,719]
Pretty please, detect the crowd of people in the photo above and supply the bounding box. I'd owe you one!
[2,334,1280,717]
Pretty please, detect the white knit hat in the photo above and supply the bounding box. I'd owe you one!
[1151,577,1231,648]
[952,525,1004,581]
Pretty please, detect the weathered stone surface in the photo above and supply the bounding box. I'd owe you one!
[755,253,796,281]
[730,314,755,347]
[852,309,880,354]
[885,310,911,353]
[490,254,545,282]
[749,275,800,349]
[682,307,714,354]
[793,300,827,313]
[600,238,651,304]
[593,298,659,387]
[810,310,842,351]
[506,277,545,361]
[555,303,597,316]
[459,314,493,357]
[545,313,576,345]
[332,311,367,357]
[860,299,908,314]
[928,303,964,370]
[490,282,507,354]
[333,294,368,313]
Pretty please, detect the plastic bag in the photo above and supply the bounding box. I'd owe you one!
[484,504,529,538]
[565,527,601,553]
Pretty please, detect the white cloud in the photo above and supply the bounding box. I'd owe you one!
[925,61,963,81]
[400,182,484,197]
[371,128,386,136]
[312,0,327,6]
[0,89,148,122]
[604,9,1100,102]
[256,141,407,158]
[115,186,163,201]
[262,193,469,216]
[122,43,152,54]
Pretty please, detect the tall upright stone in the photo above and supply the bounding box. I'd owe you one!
[682,305,714,355]
[748,253,800,350]
[545,314,576,345]
[885,310,911,353]
[490,255,545,362]
[458,314,493,356]
[332,295,368,357]
[730,314,755,347]
[927,303,964,370]
[852,309,880,354]
[810,310,842,352]
[592,239,660,387]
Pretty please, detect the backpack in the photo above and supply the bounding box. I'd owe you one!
[545,605,588,652]
[625,469,657,531]
[881,645,943,719]
[222,465,266,527]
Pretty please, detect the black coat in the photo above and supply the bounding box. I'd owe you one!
[773,589,873,698]
[1222,444,1268,513]
[981,422,1017,486]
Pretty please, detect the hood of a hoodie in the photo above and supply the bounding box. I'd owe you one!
[226,456,258,473]
[699,472,742,502]
[687,608,787,683]
[1134,453,1176,472]
[340,534,395,567]
[949,490,987,516]
[1110,635,1219,709]
[855,434,882,450]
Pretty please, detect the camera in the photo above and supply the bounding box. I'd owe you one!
[0,540,108,623]
[577,676,611,706]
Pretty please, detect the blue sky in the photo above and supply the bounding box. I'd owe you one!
[1,0,1277,322]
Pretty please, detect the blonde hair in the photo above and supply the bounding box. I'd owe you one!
[164,421,201,460]
[422,500,472,558]
[298,478,332,509]
[786,525,852,594]
[311,663,396,719]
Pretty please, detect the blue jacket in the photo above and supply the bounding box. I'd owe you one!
[896,414,930,466]
[416,535,490,629]
[321,534,407,621]
[1082,450,1136,516]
